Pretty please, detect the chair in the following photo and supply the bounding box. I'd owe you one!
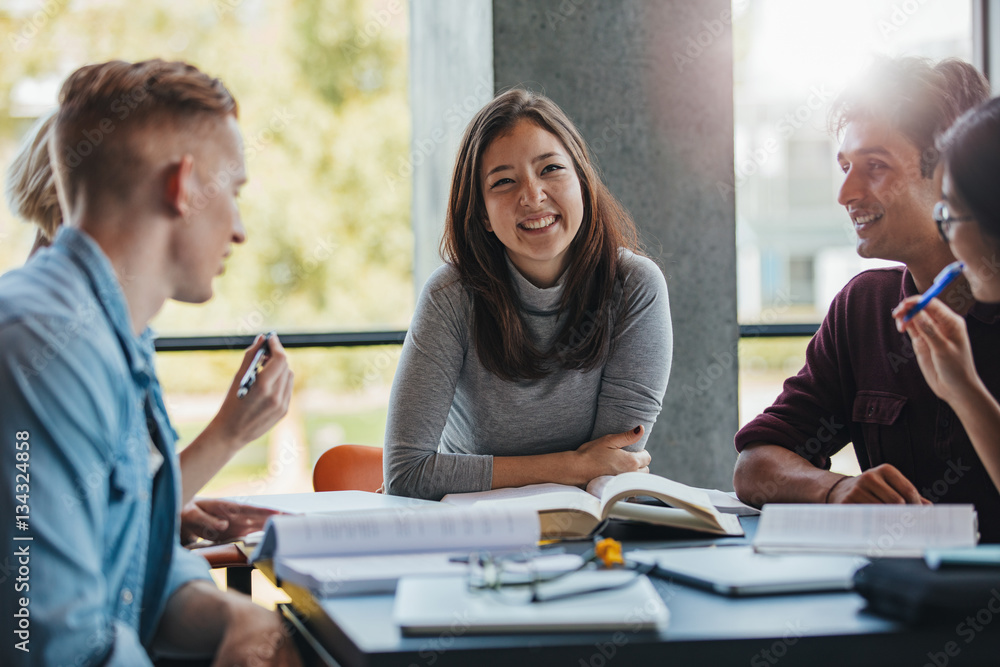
[313,444,384,492]
[198,543,252,595]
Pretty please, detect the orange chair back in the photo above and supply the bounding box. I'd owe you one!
[313,444,384,492]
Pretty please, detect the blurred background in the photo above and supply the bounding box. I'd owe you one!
[0,0,977,494]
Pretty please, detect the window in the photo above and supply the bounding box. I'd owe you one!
[0,0,411,495]
[733,0,975,474]
[733,0,974,325]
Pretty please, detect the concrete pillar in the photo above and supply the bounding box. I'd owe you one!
[491,0,738,489]
[409,0,495,291]
[411,0,739,489]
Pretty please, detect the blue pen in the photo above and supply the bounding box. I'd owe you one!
[903,261,965,322]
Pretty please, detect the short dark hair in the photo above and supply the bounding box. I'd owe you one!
[54,59,237,211]
[941,97,1000,239]
[829,56,989,177]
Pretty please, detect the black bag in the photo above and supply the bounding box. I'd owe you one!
[853,558,1000,625]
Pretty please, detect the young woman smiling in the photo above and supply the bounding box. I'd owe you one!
[894,97,1000,493]
[383,89,672,500]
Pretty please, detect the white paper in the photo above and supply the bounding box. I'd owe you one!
[695,488,761,516]
[278,552,584,597]
[393,572,669,634]
[226,490,440,515]
[443,483,602,517]
[252,505,541,561]
[753,504,978,557]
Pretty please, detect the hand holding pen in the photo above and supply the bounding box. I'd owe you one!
[238,331,276,398]
[177,333,294,502]
[902,261,965,322]
[223,332,293,439]
[893,262,981,405]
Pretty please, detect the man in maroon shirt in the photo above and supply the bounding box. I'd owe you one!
[733,56,1000,542]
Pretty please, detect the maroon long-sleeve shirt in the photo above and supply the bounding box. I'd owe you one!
[736,267,1000,542]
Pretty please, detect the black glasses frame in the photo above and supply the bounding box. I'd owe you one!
[934,200,976,243]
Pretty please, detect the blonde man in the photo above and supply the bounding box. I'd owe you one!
[0,60,299,666]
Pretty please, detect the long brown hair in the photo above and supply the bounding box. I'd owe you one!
[442,89,640,382]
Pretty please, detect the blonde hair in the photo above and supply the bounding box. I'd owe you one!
[5,110,62,240]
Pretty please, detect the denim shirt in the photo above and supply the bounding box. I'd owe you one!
[0,228,210,666]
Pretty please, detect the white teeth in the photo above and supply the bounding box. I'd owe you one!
[520,215,557,230]
[853,213,882,225]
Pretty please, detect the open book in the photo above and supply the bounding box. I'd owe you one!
[249,505,544,596]
[442,472,744,538]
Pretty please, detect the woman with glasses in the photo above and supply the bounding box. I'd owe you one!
[383,89,672,500]
[894,97,1000,491]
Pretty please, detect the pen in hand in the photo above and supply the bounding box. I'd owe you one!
[237,332,276,398]
[903,261,965,322]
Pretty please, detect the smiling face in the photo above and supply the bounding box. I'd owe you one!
[942,168,1000,303]
[171,114,247,304]
[836,118,944,267]
[479,120,584,288]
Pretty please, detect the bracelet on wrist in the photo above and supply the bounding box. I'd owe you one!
[824,476,849,504]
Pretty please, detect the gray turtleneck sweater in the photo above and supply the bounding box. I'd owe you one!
[383,251,672,500]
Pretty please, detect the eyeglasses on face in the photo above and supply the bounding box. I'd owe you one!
[934,200,976,243]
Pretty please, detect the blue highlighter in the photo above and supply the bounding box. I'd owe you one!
[903,261,965,322]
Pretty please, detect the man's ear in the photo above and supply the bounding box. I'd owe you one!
[165,155,195,217]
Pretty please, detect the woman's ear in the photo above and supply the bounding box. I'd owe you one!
[484,218,493,233]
